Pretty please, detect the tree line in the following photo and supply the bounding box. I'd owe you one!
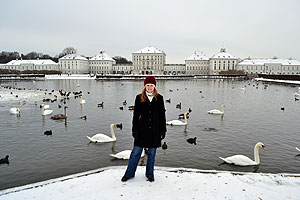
[0,47,132,64]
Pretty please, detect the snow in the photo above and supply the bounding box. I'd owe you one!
[211,52,237,59]
[44,74,96,80]
[0,166,299,200]
[60,54,88,60]
[133,46,164,54]
[89,52,115,61]
[186,51,209,61]
[239,58,300,66]
[5,59,57,65]
[255,77,300,85]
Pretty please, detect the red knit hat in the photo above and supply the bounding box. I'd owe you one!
[144,76,156,87]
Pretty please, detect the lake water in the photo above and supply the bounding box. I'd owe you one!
[0,78,300,190]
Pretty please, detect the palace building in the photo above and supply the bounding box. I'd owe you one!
[131,46,166,75]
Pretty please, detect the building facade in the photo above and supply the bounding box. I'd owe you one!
[59,54,89,74]
[0,59,59,71]
[163,64,186,75]
[185,51,209,75]
[209,48,238,75]
[89,51,116,75]
[132,46,166,75]
[236,58,300,75]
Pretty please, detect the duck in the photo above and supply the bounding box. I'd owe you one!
[40,104,50,109]
[10,108,20,115]
[219,142,266,166]
[80,96,86,104]
[167,112,188,126]
[87,123,120,143]
[123,100,127,105]
[176,102,182,109]
[44,130,52,136]
[178,112,189,119]
[165,99,171,103]
[110,148,145,160]
[41,104,53,116]
[80,115,87,120]
[187,137,197,145]
[128,106,135,110]
[0,155,9,164]
[208,104,225,115]
[51,106,68,120]
[162,142,168,150]
[98,102,104,108]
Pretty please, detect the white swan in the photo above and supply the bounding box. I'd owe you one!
[110,149,145,160]
[208,104,225,115]
[80,96,86,104]
[10,107,20,115]
[87,124,118,143]
[219,142,266,166]
[41,104,53,116]
[167,112,188,126]
[296,147,300,152]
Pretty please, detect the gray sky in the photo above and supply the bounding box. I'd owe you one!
[1,0,299,63]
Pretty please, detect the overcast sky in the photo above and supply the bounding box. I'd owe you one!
[1,0,299,63]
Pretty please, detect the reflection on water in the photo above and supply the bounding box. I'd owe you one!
[0,78,300,190]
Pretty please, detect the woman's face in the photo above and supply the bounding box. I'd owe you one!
[145,84,155,93]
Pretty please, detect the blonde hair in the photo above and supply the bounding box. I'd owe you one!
[140,87,158,102]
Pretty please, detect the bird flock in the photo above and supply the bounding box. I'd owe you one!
[1,79,299,167]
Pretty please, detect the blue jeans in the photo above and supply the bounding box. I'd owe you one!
[124,145,157,179]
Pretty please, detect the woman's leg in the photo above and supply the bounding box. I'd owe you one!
[145,147,157,180]
[123,145,143,179]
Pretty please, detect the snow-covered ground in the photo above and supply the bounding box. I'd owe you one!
[0,166,299,200]
[45,74,96,80]
[255,77,300,85]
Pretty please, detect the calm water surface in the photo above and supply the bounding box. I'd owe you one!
[0,78,300,190]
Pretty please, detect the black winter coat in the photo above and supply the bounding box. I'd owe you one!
[132,93,167,148]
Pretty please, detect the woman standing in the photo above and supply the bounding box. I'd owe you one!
[122,76,167,182]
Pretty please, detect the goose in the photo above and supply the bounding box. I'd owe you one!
[167,112,188,126]
[10,108,20,115]
[41,104,53,116]
[219,142,266,166]
[208,104,225,115]
[80,96,86,104]
[87,123,120,143]
[51,106,68,120]
[110,148,145,160]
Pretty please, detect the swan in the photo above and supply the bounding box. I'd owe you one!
[41,104,53,116]
[110,149,145,160]
[10,107,20,115]
[296,147,300,152]
[87,123,118,143]
[208,104,225,115]
[219,142,266,166]
[80,96,86,104]
[167,112,188,126]
[51,106,68,120]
